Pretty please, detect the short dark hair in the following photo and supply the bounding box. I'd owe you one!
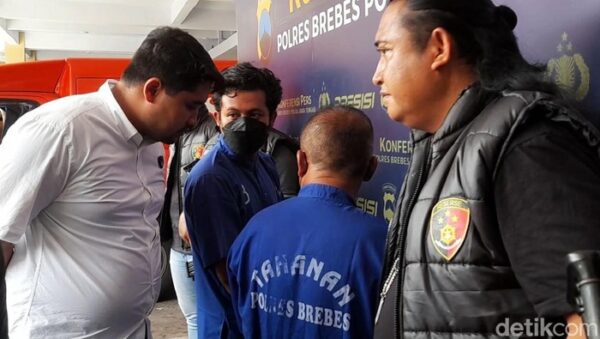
[122,26,224,95]
[393,0,561,96]
[212,62,282,119]
[301,106,374,179]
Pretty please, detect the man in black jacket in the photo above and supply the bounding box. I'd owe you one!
[371,1,600,338]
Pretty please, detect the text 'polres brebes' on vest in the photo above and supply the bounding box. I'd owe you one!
[250,292,351,331]
[249,254,356,331]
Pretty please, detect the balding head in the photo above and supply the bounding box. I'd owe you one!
[300,106,374,180]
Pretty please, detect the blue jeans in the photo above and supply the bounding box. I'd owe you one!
[170,249,197,339]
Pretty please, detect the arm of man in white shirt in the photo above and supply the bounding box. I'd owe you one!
[0,115,72,258]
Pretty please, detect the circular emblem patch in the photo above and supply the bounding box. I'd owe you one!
[430,197,470,261]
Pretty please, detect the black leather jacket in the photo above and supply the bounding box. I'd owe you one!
[160,116,219,253]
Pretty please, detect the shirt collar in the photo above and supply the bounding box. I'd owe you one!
[431,83,490,144]
[99,80,144,146]
[410,83,489,144]
[298,184,355,206]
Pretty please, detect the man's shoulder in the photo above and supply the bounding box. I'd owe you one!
[503,115,600,171]
[266,129,299,154]
[17,92,105,130]
[183,118,218,145]
[247,197,386,234]
[240,198,296,231]
[185,148,249,201]
[257,151,277,168]
[190,144,232,176]
[340,206,388,238]
[249,196,293,219]
[6,93,107,144]
[231,199,296,251]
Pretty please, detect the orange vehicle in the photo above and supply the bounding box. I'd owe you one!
[0,58,235,152]
[0,57,236,298]
[0,59,128,136]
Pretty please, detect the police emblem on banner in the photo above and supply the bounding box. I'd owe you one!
[382,183,397,224]
[430,197,470,261]
[546,32,590,102]
[256,0,273,63]
[319,82,331,108]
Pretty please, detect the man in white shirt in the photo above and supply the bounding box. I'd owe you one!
[0,27,224,339]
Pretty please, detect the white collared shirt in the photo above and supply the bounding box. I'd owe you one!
[0,80,164,338]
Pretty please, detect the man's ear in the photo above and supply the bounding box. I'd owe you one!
[143,77,162,103]
[214,110,223,128]
[297,150,308,179]
[209,96,217,107]
[363,156,378,182]
[268,112,277,127]
[210,111,219,123]
[428,27,453,71]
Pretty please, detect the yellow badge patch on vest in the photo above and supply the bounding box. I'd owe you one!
[192,144,206,160]
[430,197,470,261]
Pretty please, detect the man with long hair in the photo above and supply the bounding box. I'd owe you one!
[372,1,600,338]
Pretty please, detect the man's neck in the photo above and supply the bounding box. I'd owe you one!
[112,81,146,136]
[301,172,361,200]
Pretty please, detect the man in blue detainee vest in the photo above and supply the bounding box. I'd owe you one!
[228,105,387,339]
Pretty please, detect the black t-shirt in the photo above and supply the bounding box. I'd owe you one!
[494,116,600,317]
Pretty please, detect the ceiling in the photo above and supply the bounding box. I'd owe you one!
[0,0,238,61]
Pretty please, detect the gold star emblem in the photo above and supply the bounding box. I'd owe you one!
[451,215,459,223]
[441,225,456,245]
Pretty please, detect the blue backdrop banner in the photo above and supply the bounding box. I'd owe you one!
[236,0,600,223]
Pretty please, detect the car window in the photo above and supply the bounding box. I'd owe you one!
[0,100,39,143]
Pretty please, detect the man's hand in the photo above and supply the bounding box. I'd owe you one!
[178,213,191,246]
[0,241,14,269]
[215,260,230,294]
[567,313,587,339]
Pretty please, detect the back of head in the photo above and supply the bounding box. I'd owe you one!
[396,0,561,96]
[301,106,374,180]
[212,62,282,118]
[122,26,224,95]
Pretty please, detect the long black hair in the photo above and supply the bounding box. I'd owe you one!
[394,0,562,96]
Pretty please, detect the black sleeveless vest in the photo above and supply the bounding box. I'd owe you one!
[376,86,600,338]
